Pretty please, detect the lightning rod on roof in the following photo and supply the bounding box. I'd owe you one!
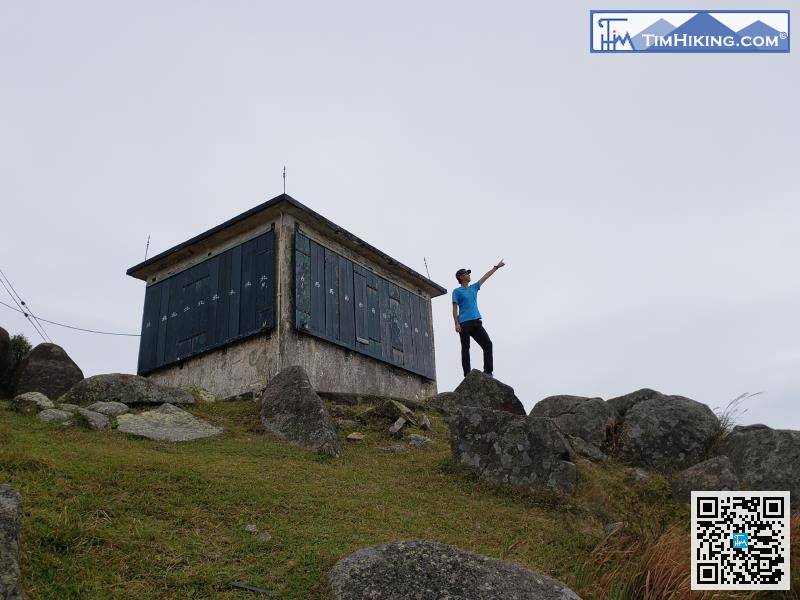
[423,257,431,279]
[283,166,286,194]
[144,234,150,260]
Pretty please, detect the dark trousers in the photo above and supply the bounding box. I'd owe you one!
[459,319,493,376]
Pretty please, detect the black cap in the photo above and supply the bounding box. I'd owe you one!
[455,268,471,281]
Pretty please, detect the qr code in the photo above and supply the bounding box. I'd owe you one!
[691,491,790,590]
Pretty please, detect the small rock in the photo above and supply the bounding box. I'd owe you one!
[346,432,365,441]
[245,523,258,533]
[380,445,406,453]
[567,435,609,462]
[336,419,359,430]
[12,391,54,414]
[86,401,130,417]
[629,468,651,483]
[419,414,431,431]
[388,417,407,437]
[257,531,272,543]
[58,403,81,412]
[76,408,110,431]
[186,385,216,403]
[358,399,417,426]
[406,434,433,450]
[37,408,73,424]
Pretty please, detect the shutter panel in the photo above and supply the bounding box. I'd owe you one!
[255,230,275,329]
[310,239,326,336]
[206,255,220,349]
[353,266,369,348]
[156,281,170,368]
[137,282,161,373]
[376,276,390,362]
[324,248,340,341]
[239,238,256,335]
[295,233,312,331]
[338,256,355,348]
[400,288,413,369]
[228,244,242,339]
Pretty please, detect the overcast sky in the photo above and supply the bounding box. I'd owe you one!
[1,1,797,428]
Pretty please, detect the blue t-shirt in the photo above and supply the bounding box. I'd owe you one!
[452,281,481,323]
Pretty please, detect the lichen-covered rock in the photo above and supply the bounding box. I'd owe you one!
[567,434,609,462]
[185,386,216,403]
[357,399,416,426]
[76,408,110,431]
[58,403,80,413]
[406,434,433,450]
[328,540,583,600]
[116,403,222,442]
[617,395,719,472]
[12,343,83,399]
[448,406,577,496]
[260,366,342,458]
[59,373,194,406]
[86,401,129,417]
[0,326,12,390]
[0,485,23,600]
[452,370,526,415]
[530,395,618,449]
[607,388,663,418]
[425,391,462,414]
[718,424,800,505]
[37,408,73,423]
[335,418,359,430]
[672,456,739,502]
[12,391,53,414]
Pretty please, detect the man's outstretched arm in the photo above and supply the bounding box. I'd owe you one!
[478,259,506,286]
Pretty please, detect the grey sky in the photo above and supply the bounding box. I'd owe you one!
[1,1,797,428]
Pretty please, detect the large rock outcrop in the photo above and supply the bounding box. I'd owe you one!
[116,403,222,442]
[717,424,800,505]
[260,366,342,458]
[529,395,618,450]
[0,327,12,390]
[671,455,740,502]
[607,388,663,418]
[617,395,719,472]
[12,343,83,399]
[328,540,582,600]
[448,406,577,496]
[58,373,194,406]
[0,485,23,600]
[451,370,526,415]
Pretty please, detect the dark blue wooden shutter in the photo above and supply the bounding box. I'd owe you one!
[295,232,311,331]
[324,248,340,341]
[310,240,326,336]
[255,230,275,330]
[353,265,369,349]
[338,256,355,348]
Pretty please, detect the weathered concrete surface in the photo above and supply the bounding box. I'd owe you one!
[146,335,274,401]
[328,540,583,600]
[0,485,23,600]
[116,404,223,442]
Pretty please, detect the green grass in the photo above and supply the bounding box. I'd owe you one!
[0,398,686,599]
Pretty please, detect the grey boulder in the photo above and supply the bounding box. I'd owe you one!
[448,406,577,497]
[406,434,433,450]
[717,424,800,505]
[12,343,83,399]
[12,391,53,414]
[76,408,110,431]
[86,401,129,417]
[328,540,583,600]
[529,395,618,449]
[452,370,526,415]
[424,391,462,414]
[37,408,73,424]
[607,388,663,418]
[0,485,23,600]
[567,434,609,462]
[260,366,342,458]
[58,373,194,406]
[672,456,739,502]
[0,326,12,389]
[617,395,719,472]
[116,403,222,442]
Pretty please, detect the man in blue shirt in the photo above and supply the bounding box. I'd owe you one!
[452,259,505,378]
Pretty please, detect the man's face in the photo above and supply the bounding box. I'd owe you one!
[458,272,471,285]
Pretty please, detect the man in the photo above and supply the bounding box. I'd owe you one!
[452,259,505,378]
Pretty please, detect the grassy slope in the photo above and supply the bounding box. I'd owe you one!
[1,397,688,599]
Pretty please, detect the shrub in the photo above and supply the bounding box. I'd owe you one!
[10,332,32,364]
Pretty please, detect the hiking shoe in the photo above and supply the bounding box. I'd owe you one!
[484,371,494,378]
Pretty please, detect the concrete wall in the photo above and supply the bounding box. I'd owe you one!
[142,208,438,400]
